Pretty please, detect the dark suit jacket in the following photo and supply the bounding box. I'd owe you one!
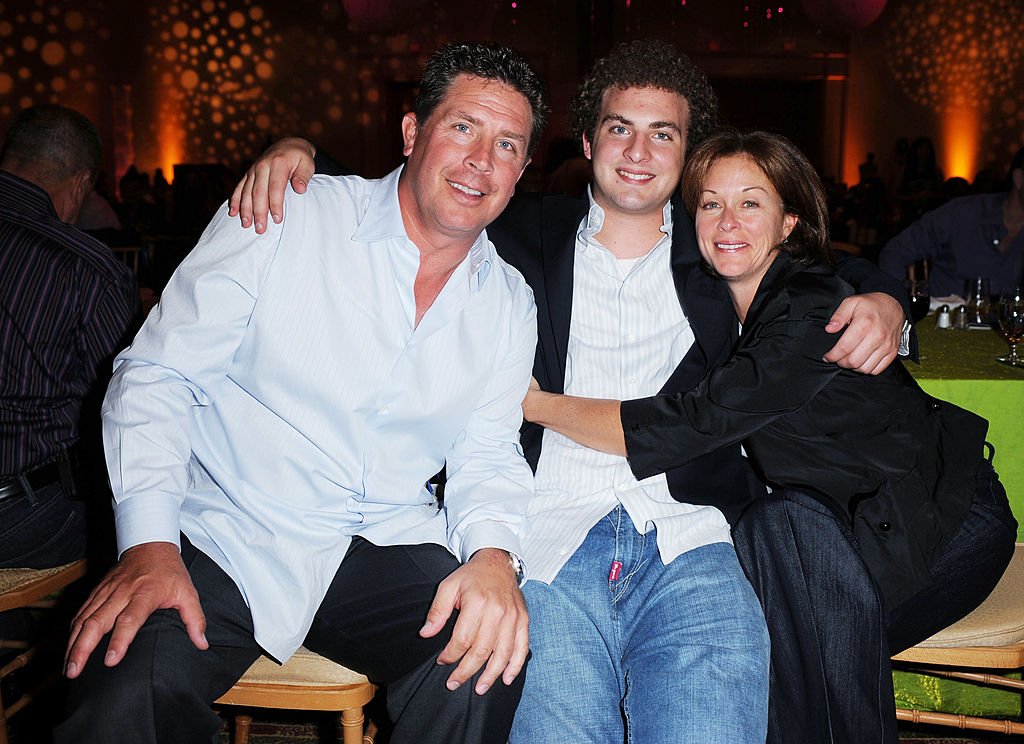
[621,252,985,606]
[488,193,766,523]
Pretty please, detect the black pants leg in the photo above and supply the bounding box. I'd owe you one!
[55,536,524,744]
[305,537,525,744]
[54,536,263,744]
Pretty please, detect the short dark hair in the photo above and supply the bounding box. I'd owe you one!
[681,129,833,267]
[0,105,102,183]
[414,42,549,158]
[569,39,718,155]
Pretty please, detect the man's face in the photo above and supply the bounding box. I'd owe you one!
[583,86,690,220]
[399,74,532,247]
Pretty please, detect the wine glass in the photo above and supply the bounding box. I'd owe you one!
[996,287,1024,367]
[905,279,930,324]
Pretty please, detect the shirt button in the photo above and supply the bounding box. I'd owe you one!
[379,407,389,415]
[878,521,892,532]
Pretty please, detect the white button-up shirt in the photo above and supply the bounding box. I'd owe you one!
[103,167,537,660]
[525,195,731,584]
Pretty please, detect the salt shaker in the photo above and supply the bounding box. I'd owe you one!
[935,304,952,329]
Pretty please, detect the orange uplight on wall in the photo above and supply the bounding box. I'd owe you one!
[159,119,184,184]
[885,0,1024,183]
[941,109,979,181]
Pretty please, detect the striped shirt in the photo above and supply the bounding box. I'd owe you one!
[524,194,732,584]
[0,170,138,476]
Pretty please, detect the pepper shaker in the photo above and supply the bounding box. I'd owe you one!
[953,305,969,330]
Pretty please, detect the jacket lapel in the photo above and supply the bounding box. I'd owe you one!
[539,197,587,393]
[662,199,737,392]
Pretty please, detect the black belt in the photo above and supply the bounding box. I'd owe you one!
[0,457,72,504]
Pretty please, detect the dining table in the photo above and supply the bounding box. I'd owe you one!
[908,316,1024,540]
[893,314,1024,720]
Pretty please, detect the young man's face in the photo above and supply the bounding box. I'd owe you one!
[399,74,532,246]
[583,86,690,221]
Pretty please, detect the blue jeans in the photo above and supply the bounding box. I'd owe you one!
[0,482,86,642]
[510,506,769,744]
[0,482,85,569]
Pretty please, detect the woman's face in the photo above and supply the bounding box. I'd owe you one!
[695,154,797,295]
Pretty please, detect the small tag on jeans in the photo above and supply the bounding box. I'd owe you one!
[608,560,622,581]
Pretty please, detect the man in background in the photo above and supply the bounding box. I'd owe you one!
[0,105,138,626]
[880,147,1024,296]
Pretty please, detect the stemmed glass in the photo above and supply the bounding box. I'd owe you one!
[996,287,1024,367]
[904,279,930,324]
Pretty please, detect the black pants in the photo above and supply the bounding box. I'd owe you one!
[733,459,1017,744]
[54,536,524,744]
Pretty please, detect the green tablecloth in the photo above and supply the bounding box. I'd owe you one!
[895,317,1024,717]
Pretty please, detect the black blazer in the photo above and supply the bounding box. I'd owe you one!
[621,252,986,606]
[489,193,771,524]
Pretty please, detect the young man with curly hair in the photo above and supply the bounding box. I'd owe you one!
[232,39,910,742]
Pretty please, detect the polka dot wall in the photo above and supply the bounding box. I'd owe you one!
[0,2,106,119]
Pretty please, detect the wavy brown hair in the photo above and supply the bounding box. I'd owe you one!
[680,129,834,267]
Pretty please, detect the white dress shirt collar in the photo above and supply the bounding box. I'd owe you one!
[577,186,674,254]
[352,165,493,290]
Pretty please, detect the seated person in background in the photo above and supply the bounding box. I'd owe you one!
[880,147,1024,297]
[523,130,1018,744]
[233,40,913,742]
[0,105,138,637]
[55,42,543,744]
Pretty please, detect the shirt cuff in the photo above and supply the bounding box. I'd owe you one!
[113,494,182,557]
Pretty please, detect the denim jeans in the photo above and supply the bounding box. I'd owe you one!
[510,506,770,744]
[0,482,85,569]
[0,482,86,642]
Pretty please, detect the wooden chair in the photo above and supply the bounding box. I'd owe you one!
[0,560,88,744]
[893,543,1024,735]
[215,646,377,744]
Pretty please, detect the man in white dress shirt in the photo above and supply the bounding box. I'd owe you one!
[54,43,547,744]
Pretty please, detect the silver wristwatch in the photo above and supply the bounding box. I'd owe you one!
[508,551,526,584]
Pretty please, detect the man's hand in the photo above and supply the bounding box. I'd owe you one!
[419,547,528,696]
[228,137,317,234]
[823,292,905,375]
[64,542,207,679]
